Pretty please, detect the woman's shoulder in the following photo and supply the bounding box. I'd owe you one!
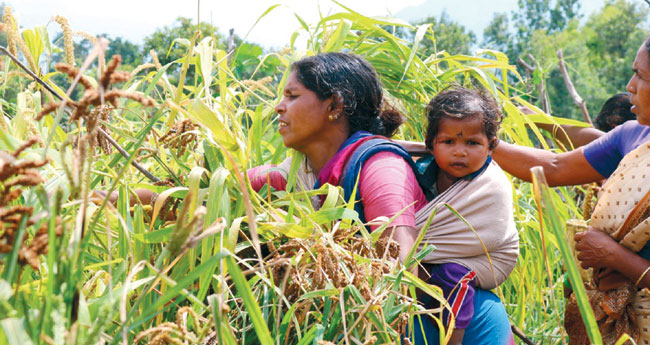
[361,151,417,176]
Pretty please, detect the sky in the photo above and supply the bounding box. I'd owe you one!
[10,0,609,49]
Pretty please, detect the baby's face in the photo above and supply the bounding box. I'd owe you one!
[431,116,493,179]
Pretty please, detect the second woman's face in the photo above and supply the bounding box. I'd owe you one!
[627,44,650,126]
[275,71,333,151]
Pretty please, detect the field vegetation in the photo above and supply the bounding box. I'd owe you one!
[0,1,636,344]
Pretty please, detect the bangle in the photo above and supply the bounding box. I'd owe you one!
[636,266,650,287]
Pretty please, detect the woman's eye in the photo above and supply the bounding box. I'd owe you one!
[634,71,646,81]
[468,141,479,145]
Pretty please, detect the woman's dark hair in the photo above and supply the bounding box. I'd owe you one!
[593,92,635,132]
[424,87,503,150]
[291,52,404,137]
[645,36,650,56]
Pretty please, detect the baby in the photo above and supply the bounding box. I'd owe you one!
[415,87,519,345]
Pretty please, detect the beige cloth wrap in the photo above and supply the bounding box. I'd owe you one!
[415,161,520,290]
[589,141,650,344]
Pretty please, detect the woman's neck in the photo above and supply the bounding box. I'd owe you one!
[302,127,350,175]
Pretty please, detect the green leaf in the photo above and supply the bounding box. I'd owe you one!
[531,167,602,345]
[36,26,52,56]
[298,288,340,301]
[225,256,274,345]
[189,99,238,150]
[21,28,44,67]
[2,318,35,345]
[197,37,215,88]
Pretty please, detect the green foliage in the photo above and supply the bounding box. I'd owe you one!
[583,0,649,96]
[483,0,649,121]
[401,12,476,57]
[142,17,226,74]
[104,35,142,67]
[483,13,513,56]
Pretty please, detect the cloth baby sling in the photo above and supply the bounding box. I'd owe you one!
[565,141,650,345]
[321,131,518,290]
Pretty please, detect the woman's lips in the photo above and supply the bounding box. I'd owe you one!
[278,120,288,133]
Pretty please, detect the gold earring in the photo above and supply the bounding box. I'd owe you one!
[329,113,339,121]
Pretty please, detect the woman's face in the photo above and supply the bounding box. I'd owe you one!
[275,71,333,151]
[627,44,650,126]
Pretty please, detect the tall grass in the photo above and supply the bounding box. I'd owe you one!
[0,4,599,345]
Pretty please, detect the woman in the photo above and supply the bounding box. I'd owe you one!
[490,38,650,286]
[466,38,650,342]
[248,52,514,344]
[249,52,425,264]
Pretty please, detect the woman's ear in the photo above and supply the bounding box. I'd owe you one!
[328,92,344,114]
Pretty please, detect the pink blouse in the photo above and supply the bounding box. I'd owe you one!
[359,151,427,230]
[248,151,427,230]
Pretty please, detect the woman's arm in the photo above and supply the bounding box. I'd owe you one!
[393,139,606,186]
[575,228,650,289]
[492,142,604,186]
[392,139,428,155]
[92,188,156,206]
[533,122,604,148]
[359,152,425,272]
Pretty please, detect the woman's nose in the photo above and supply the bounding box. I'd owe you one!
[275,99,286,114]
[627,76,637,93]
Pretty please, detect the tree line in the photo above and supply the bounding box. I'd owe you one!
[0,0,648,122]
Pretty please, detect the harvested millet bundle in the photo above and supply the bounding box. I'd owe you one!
[265,226,399,304]
[159,119,199,156]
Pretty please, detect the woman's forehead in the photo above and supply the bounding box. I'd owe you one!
[635,44,650,70]
[284,71,304,90]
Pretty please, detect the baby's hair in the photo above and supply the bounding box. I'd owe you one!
[425,87,503,150]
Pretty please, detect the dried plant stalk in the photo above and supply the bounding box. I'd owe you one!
[131,63,157,77]
[2,6,18,55]
[37,55,156,160]
[134,305,211,344]
[53,15,74,65]
[2,7,36,72]
[267,226,398,305]
[0,137,61,270]
[150,50,162,70]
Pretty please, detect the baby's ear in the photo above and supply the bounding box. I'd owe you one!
[488,137,498,151]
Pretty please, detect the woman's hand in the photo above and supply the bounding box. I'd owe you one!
[574,227,650,289]
[574,228,621,270]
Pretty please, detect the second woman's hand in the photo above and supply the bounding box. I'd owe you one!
[574,228,621,270]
